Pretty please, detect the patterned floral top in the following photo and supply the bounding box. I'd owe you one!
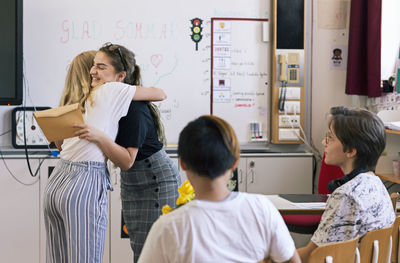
[311,172,395,246]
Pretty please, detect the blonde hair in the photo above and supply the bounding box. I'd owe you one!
[59,50,97,112]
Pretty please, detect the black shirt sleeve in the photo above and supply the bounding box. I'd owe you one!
[116,101,147,148]
[115,101,163,161]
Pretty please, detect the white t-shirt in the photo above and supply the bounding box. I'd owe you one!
[138,192,295,263]
[60,82,136,162]
[311,172,395,246]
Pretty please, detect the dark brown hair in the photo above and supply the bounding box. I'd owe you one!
[178,115,240,179]
[329,106,386,171]
[99,43,166,144]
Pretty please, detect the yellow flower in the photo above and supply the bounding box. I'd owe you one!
[161,180,195,214]
[176,180,195,205]
[178,180,194,196]
[162,204,173,215]
[176,194,191,205]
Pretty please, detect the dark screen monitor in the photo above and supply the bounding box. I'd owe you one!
[277,0,304,50]
[0,0,22,105]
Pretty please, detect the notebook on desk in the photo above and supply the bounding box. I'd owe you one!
[279,194,329,203]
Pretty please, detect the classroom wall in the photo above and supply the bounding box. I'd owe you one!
[0,0,272,146]
[310,0,400,174]
[1,0,399,173]
[310,0,355,159]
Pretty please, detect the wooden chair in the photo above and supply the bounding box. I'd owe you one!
[358,225,393,263]
[391,192,399,213]
[391,216,400,263]
[307,236,359,263]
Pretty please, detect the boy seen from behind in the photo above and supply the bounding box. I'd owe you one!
[138,115,301,263]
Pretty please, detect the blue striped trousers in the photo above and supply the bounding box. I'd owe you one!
[43,159,111,263]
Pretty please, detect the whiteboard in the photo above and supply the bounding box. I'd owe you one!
[0,0,270,146]
[211,18,270,142]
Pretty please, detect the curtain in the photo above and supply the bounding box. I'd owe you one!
[345,0,382,97]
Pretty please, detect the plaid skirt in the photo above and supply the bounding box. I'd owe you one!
[120,149,180,262]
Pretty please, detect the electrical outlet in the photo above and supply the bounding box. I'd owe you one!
[288,87,301,100]
[281,101,300,114]
[279,128,300,141]
[279,115,290,127]
[290,115,300,127]
[279,87,301,100]
[278,115,300,127]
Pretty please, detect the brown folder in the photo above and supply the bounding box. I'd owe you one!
[33,103,84,142]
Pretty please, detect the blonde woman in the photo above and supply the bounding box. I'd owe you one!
[43,50,165,263]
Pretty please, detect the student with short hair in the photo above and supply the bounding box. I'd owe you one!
[298,106,395,262]
[138,115,301,263]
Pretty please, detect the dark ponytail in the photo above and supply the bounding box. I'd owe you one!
[147,102,167,145]
[129,64,141,86]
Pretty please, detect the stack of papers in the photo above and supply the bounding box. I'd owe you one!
[293,202,326,209]
[278,194,328,209]
[386,121,400,131]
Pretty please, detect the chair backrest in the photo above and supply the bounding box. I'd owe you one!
[391,216,400,263]
[359,225,394,263]
[390,192,399,213]
[308,236,359,263]
[318,153,345,194]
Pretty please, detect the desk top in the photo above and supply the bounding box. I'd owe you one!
[268,194,400,216]
[267,195,326,215]
[386,128,400,135]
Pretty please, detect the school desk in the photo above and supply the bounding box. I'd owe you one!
[376,173,400,184]
[267,194,326,215]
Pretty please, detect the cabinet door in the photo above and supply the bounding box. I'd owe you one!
[245,157,313,194]
[237,157,247,191]
[0,159,40,263]
[39,158,59,263]
[108,165,133,263]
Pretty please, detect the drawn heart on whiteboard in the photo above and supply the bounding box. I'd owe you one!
[150,54,163,68]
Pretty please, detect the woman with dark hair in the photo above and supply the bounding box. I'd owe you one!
[90,43,181,262]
